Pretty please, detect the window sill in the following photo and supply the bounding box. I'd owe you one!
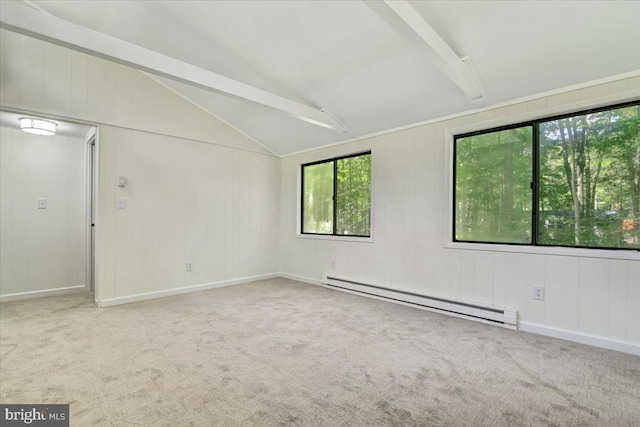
[445,241,640,261]
[296,234,374,243]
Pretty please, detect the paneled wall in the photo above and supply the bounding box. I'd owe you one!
[280,76,640,346]
[0,126,86,295]
[97,125,280,300]
[0,30,268,155]
[0,31,280,302]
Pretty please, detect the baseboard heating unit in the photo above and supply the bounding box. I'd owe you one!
[322,275,518,330]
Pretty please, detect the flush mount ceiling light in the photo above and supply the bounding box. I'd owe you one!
[19,117,58,136]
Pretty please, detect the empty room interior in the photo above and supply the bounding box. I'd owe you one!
[1,1,639,426]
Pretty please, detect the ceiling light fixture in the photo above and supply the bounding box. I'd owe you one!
[19,117,57,136]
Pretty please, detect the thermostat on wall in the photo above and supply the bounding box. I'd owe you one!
[117,176,127,187]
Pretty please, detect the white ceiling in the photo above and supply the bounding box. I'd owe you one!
[20,1,640,155]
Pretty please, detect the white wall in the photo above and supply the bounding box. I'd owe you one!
[0,31,280,304]
[280,76,640,348]
[0,126,86,296]
[0,30,269,155]
[96,125,280,301]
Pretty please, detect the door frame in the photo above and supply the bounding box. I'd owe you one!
[84,127,97,294]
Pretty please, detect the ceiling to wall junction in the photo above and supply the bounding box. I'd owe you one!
[4,0,640,155]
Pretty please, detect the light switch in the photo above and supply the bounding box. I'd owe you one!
[116,198,126,209]
[37,198,47,209]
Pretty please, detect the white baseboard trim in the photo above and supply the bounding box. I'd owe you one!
[96,273,280,307]
[519,321,640,356]
[278,273,640,356]
[8,276,637,356]
[279,272,322,286]
[0,285,86,303]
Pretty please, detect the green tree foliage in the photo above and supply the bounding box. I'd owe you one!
[455,103,640,249]
[302,153,371,236]
[336,154,371,236]
[455,127,533,243]
[302,162,333,234]
[539,105,640,248]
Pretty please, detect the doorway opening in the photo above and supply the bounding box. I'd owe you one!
[0,109,98,302]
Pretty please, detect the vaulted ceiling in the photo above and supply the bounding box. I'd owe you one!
[4,1,640,155]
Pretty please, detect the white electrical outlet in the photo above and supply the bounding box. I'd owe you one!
[330,260,336,269]
[186,261,194,272]
[532,285,544,301]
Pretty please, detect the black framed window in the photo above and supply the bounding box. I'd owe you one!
[301,152,371,237]
[454,101,640,250]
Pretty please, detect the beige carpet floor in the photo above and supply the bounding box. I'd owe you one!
[1,278,639,426]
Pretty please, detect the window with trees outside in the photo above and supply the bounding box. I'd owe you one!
[454,101,640,250]
[301,152,371,237]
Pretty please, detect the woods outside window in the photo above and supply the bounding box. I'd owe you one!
[454,101,640,250]
[301,152,372,237]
